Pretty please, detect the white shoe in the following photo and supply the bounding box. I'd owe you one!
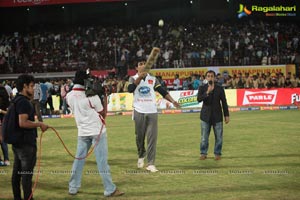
[146,165,158,172]
[137,158,144,168]
[4,160,10,166]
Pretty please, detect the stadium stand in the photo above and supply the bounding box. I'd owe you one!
[0,21,299,75]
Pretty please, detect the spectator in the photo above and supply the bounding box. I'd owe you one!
[267,77,278,88]
[192,75,201,90]
[12,82,18,97]
[215,73,224,87]
[0,84,10,166]
[1,21,298,73]
[182,77,190,90]
[39,79,48,115]
[290,74,298,88]
[236,73,245,89]
[284,78,292,88]
[45,79,54,114]
[116,77,125,93]
[173,74,180,90]
[122,76,130,92]
[252,75,259,89]
[278,73,285,88]
[4,80,13,100]
[60,79,71,114]
[32,80,43,122]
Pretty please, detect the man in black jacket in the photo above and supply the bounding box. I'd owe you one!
[197,70,230,160]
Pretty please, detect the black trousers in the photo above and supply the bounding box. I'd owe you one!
[12,145,37,200]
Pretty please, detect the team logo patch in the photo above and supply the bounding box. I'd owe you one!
[139,86,150,95]
[148,80,153,84]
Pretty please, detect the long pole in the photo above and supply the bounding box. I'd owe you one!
[276,34,279,64]
[228,37,231,66]
[67,43,70,62]
[114,39,117,66]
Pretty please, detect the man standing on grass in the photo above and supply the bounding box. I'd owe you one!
[128,61,180,172]
[197,70,229,161]
[10,74,48,200]
[67,70,124,197]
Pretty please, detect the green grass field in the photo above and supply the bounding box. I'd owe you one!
[1,110,300,200]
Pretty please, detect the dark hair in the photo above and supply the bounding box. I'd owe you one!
[205,70,216,77]
[0,86,9,109]
[16,74,35,92]
[74,70,89,85]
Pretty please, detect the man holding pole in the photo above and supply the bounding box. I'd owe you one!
[128,49,180,172]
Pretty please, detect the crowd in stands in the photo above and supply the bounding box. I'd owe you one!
[182,71,300,91]
[1,19,299,113]
[0,20,300,74]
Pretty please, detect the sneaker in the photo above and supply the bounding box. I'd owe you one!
[0,161,7,167]
[215,155,221,160]
[106,188,125,197]
[146,165,158,173]
[68,188,78,195]
[137,157,145,168]
[4,160,10,166]
[200,154,207,160]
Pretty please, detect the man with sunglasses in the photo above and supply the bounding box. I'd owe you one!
[197,70,230,161]
[128,61,180,172]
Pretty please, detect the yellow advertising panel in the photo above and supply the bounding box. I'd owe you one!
[286,64,296,75]
[150,65,295,82]
[107,90,237,112]
[108,93,133,112]
[219,65,291,76]
[150,68,208,79]
[48,95,60,111]
[225,89,237,107]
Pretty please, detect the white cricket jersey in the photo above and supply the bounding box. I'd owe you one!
[66,84,106,136]
[132,74,157,113]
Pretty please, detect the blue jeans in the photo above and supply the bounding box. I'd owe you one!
[62,98,70,114]
[200,120,223,156]
[1,141,9,161]
[69,132,116,196]
[40,100,47,115]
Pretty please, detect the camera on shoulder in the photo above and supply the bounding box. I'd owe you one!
[83,69,112,104]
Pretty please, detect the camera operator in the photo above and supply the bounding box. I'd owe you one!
[67,70,124,197]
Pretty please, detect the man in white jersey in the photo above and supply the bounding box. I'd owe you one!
[128,61,180,172]
[67,70,124,197]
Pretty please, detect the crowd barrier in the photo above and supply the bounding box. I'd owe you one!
[45,88,300,119]
[105,88,300,111]
[41,105,300,119]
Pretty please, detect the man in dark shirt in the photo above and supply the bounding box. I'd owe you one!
[0,84,10,166]
[11,74,48,200]
[197,70,230,161]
